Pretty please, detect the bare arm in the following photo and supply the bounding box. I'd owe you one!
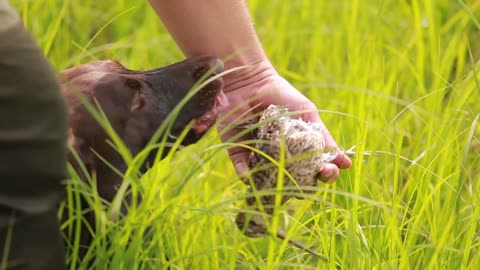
[148,0,267,69]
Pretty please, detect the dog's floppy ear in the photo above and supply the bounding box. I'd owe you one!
[124,77,145,112]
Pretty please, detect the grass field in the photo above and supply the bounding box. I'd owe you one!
[10,0,480,269]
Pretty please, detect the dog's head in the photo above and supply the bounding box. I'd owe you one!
[62,55,226,150]
[62,55,226,146]
[141,57,227,142]
[61,56,226,200]
[128,56,228,145]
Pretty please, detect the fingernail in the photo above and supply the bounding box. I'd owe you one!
[322,170,334,180]
[235,162,249,182]
[318,166,335,183]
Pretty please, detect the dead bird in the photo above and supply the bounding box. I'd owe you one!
[235,104,352,260]
[239,104,343,211]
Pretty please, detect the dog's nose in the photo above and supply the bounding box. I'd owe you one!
[208,58,225,73]
[192,57,224,81]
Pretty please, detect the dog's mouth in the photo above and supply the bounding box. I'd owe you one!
[156,56,229,143]
[191,90,228,134]
[192,90,228,134]
[168,90,227,142]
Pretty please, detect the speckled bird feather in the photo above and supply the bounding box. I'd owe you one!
[245,104,339,208]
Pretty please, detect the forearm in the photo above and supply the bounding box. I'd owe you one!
[148,0,276,87]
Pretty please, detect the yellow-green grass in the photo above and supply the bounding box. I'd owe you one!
[9,0,480,269]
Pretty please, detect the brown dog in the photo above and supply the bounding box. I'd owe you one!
[59,56,226,258]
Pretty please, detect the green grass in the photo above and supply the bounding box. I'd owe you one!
[10,0,480,269]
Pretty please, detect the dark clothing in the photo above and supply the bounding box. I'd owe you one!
[0,1,68,269]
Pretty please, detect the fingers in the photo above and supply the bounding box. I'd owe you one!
[229,148,250,179]
[332,151,352,169]
[217,94,255,179]
[317,163,340,183]
[220,124,251,180]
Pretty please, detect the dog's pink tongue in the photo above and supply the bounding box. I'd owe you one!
[192,91,229,134]
[216,90,229,111]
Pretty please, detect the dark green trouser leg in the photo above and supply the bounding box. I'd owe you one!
[0,3,68,269]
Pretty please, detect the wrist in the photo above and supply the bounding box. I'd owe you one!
[222,58,278,93]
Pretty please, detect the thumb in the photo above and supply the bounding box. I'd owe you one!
[229,148,251,182]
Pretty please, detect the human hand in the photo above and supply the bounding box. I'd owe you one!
[218,60,352,183]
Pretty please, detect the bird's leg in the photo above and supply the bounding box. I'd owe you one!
[236,196,329,261]
[276,230,329,261]
[235,210,329,261]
